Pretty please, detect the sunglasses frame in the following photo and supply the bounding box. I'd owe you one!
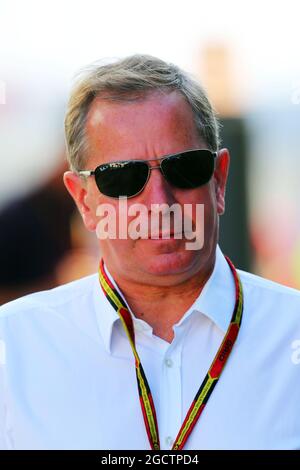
[78,148,218,199]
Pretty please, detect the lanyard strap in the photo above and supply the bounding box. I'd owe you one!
[98,256,243,450]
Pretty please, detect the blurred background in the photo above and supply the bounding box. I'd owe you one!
[1,0,300,304]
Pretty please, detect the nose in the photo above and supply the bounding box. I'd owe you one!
[141,166,177,207]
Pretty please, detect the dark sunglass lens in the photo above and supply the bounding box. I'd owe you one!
[94,161,149,198]
[161,150,215,189]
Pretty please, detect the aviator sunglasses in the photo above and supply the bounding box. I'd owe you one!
[78,148,217,199]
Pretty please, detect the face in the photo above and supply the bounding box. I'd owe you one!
[64,91,229,286]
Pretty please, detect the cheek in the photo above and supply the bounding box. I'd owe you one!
[175,185,216,218]
[202,185,218,230]
[84,187,115,236]
[91,196,138,244]
[85,182,102,209]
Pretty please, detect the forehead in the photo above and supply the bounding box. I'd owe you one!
[85,91,201,164]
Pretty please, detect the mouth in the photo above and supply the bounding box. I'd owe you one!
[148,232,183,240]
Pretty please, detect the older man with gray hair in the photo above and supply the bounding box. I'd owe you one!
[0,54,300,450]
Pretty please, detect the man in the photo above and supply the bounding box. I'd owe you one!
[0,54,300,450]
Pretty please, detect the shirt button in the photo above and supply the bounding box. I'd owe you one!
[165,436,174,446]
[164,358,173,368]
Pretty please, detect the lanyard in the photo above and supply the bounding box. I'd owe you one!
[98,256,243,450]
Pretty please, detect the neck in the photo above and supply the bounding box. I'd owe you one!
[108,256,216,343]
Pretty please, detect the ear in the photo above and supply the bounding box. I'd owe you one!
[63,171,97,231]
[213,148,230,215]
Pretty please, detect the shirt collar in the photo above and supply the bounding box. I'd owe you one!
[93,265,120,354]
[93,245,236,354]
[176,245,236,333]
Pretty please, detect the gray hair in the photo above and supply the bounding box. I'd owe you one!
[64,54,221,171]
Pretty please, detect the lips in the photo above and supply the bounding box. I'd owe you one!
[148,232,182,239]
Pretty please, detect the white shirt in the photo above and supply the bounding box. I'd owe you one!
[0,246,300,450]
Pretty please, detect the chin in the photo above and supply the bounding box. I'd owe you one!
[139,250,203,279]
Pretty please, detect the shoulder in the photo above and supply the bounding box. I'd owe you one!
[237,269,300,329]
[0,273,98,326]
[238,268,300,300]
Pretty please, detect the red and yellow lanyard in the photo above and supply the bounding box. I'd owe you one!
[98,256,243,450]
